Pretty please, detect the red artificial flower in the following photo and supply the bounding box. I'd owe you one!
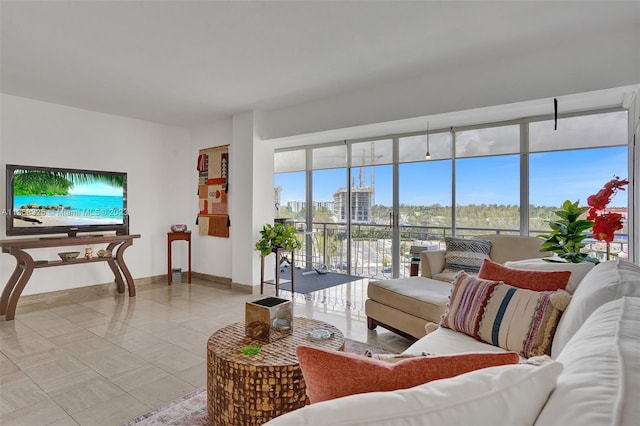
[587,177,629,243]
[592,212,624,243]
[587,189,611,210]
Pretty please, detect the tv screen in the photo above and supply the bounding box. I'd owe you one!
[5,164,129,237]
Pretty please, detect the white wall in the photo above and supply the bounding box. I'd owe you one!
[190,112,274,290]
[189,119,234,279]
[0,94,191,295]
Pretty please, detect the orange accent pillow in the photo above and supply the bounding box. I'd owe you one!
[296,345,520,403]
[478,258,571,291]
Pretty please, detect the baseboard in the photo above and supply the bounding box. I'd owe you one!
[231,281,258,294]
[192,271,232,287]
[17,272,234,307]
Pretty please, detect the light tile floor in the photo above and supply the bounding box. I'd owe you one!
[0,278,412,425]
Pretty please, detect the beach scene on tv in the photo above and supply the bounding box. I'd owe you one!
[12,169,125,228]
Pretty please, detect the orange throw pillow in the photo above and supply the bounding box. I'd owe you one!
[478,258,571,291]
[296,345,520,403]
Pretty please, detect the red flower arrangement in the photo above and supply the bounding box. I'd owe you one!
[587,177,629,243]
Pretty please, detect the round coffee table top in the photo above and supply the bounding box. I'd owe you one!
[207,317,344,367]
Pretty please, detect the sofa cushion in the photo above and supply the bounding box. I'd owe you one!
[476,234,548,264]
[551,259,640,358]
[478,258,571,291]
[266,361,563,426]
[367,277,451,321]
[535,297,640,426]
[504,258,595,294]
[441,272,571,357]
[432,270,459,283]
[295,345,519,403]
[443,237,492,274]
[403,327,510,356]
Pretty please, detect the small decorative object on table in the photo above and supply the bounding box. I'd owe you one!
[245,297,292,343]
[241,345,262,356]
[308,328,333,341]
[58,251,80,261]
[84,248,93,259]
[171,224,188,232]
[96,249,112,258]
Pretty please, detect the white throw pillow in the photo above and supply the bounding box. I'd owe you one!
[504,258,594,294]
[551,260,640,358]
[535,297,640,426]
[265,362,563,426]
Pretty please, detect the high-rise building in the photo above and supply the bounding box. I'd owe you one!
[333,187,372,223]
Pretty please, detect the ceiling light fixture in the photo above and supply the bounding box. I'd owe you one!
[425,120,431,160]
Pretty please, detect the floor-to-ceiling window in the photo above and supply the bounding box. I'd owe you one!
[529,111,629,258]
[455,124,521,236]
[349,139,393,278]
[398,131,453,275]
[311,145,348,271]
[274,149,306,221]
[274,108,632,275]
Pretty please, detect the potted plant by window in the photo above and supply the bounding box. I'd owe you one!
[255,223,302,256]
[256,223,302,296]
[538,200,598,264]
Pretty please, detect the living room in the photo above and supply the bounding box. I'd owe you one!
[1,1,639,425]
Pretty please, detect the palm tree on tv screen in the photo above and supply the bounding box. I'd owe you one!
[13,170,123,196]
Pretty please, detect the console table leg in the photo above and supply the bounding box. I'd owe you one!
[5,250,34,321]
[106,242,126,294]
[1,259,22,315]
[115,240,136,297]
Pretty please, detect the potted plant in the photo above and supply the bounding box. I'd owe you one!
[255,223,302,257]
[538,200,598,264]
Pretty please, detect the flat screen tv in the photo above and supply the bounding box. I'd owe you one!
[5,164,129,237]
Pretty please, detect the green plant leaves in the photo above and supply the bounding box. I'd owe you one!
[254,223,302,256]
[538,199,597,264]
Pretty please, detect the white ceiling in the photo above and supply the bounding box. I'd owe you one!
[1,1,638,128]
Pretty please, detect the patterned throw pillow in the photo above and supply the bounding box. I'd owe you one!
[441,272,571,358]
[443,237,492,274]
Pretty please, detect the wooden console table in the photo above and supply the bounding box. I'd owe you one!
[0,234,141,320]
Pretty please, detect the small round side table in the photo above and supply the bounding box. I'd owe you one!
[207,317,344,425]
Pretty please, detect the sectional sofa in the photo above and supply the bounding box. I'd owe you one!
[366,234,549,339]
[268,259,640,425]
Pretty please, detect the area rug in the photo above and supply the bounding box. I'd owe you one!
[276,266,363,294]
[122,338,395,425]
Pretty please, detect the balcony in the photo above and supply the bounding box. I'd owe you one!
[286,220,628,279]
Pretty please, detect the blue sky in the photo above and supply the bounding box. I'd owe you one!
[275,146,628,208]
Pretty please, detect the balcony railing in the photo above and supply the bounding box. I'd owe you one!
[285,220,628,279]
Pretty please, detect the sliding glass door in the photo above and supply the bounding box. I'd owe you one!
[349,139,394,278]
[397,131,453,277]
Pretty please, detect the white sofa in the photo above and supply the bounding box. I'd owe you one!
[268,259,640,425]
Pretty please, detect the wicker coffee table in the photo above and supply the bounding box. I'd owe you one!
[206,317,344,425]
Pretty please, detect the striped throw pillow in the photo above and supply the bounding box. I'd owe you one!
[441,273,571,358]
[443,237,492,274]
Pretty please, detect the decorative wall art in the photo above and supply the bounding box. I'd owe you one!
[197,145,230,237]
